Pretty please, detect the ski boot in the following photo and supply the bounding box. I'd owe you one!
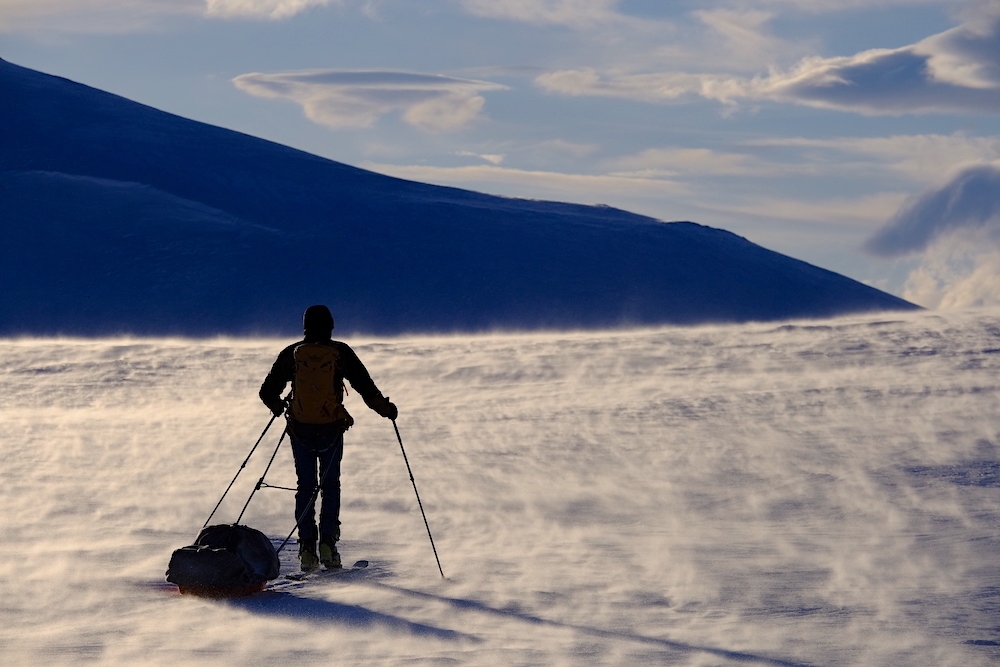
[319,534,341,570]
[299,540,319,572]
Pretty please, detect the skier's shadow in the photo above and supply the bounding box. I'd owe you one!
[227,590,474,641]
[364,581,817,667]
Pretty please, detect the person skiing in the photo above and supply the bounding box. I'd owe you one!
[259,305,397,571]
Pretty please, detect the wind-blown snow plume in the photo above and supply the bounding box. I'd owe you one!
[233,70,507,131]
[898,237,1000,309]
[866,165,1000,257]
[867,164,1000,308]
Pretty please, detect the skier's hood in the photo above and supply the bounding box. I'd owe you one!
[303,305,334,342]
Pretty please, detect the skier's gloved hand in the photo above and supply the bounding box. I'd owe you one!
[374,396,398,420]
[269,400,285,417]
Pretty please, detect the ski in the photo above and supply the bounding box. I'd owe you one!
[283,559,369,581]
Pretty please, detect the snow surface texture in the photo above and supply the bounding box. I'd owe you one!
[0,56,916,335]
[3,309,1000,666]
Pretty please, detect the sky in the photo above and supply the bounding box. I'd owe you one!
[4,1,1000,307]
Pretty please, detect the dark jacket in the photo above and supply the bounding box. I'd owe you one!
[259,338,391,418]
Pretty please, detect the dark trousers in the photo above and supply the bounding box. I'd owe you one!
[288,420,345,547]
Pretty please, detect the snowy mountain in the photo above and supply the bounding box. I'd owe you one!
[0,57,918,336]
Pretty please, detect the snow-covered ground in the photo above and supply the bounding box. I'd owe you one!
[3,309,1000,666]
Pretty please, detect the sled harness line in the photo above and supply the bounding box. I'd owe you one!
[235,426,288,526]
[200,411,446,578]
[200,408,339,554]
[258,482,297,492]
[201,410,280,530]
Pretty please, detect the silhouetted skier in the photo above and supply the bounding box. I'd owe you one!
[259,305,397,571]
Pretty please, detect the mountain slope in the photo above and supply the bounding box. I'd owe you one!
[0,57,918,335]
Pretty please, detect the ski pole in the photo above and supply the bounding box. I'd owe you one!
[202,411,278,529]
[392,419,444,579]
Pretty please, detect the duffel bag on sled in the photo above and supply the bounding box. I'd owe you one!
[166,524,280,597]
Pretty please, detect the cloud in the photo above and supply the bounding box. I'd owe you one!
[0,0,343,30]
[748,133,1000,184]
[205,0,337,19]
[536,68,710,103]
[690,9,794,67]
[700,192,908,228]
[595,134,1000,192]
[762,21,1000,115]
[608,147,783,178]
[364,160,909,237]
[750,0,951,11]
[536,139,599,158]
[461,2,804,78]
[233,70,507,132]
[536,14,1000,115]
[865,165,1000,257]
[456,151,505,164]
[0,0,200,32]
[360,162,687,199]
[459,0,621,28]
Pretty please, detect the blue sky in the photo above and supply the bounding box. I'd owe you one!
[5,0,1000,308]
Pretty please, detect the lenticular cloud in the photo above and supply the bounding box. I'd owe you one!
[233,69,506,131]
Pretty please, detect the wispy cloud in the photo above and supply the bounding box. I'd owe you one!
[456,151,504,165]
[601,133,1000,185]
[607,147,785,178]
[689,9,794,68]
[536,139,600,158]
[0,0,344,30]
[747,133,1000,183]
[233,70,507,131]
[699,192,908,229]
[0,0,201,32]
[360,158,906,236]
[749,0,949,11]
[360,162,687,199]
[536,14,1000,116]
[205,0,338,20]
[459,0,622,28]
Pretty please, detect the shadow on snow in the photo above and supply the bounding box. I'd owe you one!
[226,590,476,642]
[364,581,818,667]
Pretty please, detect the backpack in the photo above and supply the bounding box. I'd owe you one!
[288,343,353,425]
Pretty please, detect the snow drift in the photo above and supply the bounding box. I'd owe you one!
[3,309,1000,665]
